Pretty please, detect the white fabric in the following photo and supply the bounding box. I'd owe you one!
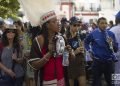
[43,78,65,86]
[35,37,41,52]
[27,37,42,70]
[110,24,120,49]
[18,0,59,26]
[110,24,120,86]
[40,11,56,26]
[0,30,3,35]
[27,58,40,70]
[55,34,65,55]
[85,51,93,61]
[43,79,57,86]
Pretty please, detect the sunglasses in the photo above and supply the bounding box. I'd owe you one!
[6,29,15,33]
[73,24,80,27]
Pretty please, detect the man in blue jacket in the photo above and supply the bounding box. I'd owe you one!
[84,17,118,86]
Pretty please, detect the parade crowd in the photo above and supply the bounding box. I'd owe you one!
[0,9,120,86]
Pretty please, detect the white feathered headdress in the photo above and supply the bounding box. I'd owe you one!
[18,0,59,26]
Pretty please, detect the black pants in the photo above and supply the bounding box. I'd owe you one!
[92,59,115,86]
[15,76,24,86]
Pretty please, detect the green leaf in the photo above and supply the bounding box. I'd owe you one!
[0,0,20,19]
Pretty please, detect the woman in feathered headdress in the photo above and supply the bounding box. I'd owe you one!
[18,0,75,86]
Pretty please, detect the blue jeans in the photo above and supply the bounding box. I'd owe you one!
[0,75,24,86]
[0,75,15,86]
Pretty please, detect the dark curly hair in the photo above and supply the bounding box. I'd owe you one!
[41,22,49,51]
[13,20,24,32]
[41,20,58,52]
[2,29,20,55]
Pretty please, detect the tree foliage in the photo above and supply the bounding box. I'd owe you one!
[0,0,20,19]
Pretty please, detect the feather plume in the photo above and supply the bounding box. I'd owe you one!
[18,0,59,26]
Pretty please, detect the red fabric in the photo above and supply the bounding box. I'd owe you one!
[41,46,64,81]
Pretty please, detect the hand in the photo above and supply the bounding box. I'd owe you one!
[74,46,84,54]
[48,42,55,54]
[48,36,56,53]
[12,53,17,61]
[24,51,30,59]
[44,52,52,60]
[6,69,16,78]
[107,37,113,43]
[65,45,75,59]
[65,45,72,53]
[88,51,94,60]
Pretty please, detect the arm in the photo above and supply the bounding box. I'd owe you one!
[0,62,9,73]
[12,46,25,64]
[0,62,16,78]
[66,45,75,60]
[112,33,118,53]
[30,52,52,70]
[0,42,15,77]
[28,36,52,70]
[74,41,85,55]
[63,35,75,59]
[84,33,94,59]
[84,33,93,51]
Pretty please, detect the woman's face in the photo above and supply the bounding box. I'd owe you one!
[14,23,22,31]
[70,23,80,32]
[6,29,16,39]
[47,17,60,33]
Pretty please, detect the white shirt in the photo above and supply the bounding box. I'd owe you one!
[110,24,120,49]
[0,30,3,35]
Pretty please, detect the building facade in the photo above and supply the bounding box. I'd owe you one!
[59,0,120,22]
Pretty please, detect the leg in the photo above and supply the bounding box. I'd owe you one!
[69,79,74,86]
[74,79,78,86]
[92,60,102,86]
[78,75,86,86]
[104,61,114,86]
[30,78,35,86]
